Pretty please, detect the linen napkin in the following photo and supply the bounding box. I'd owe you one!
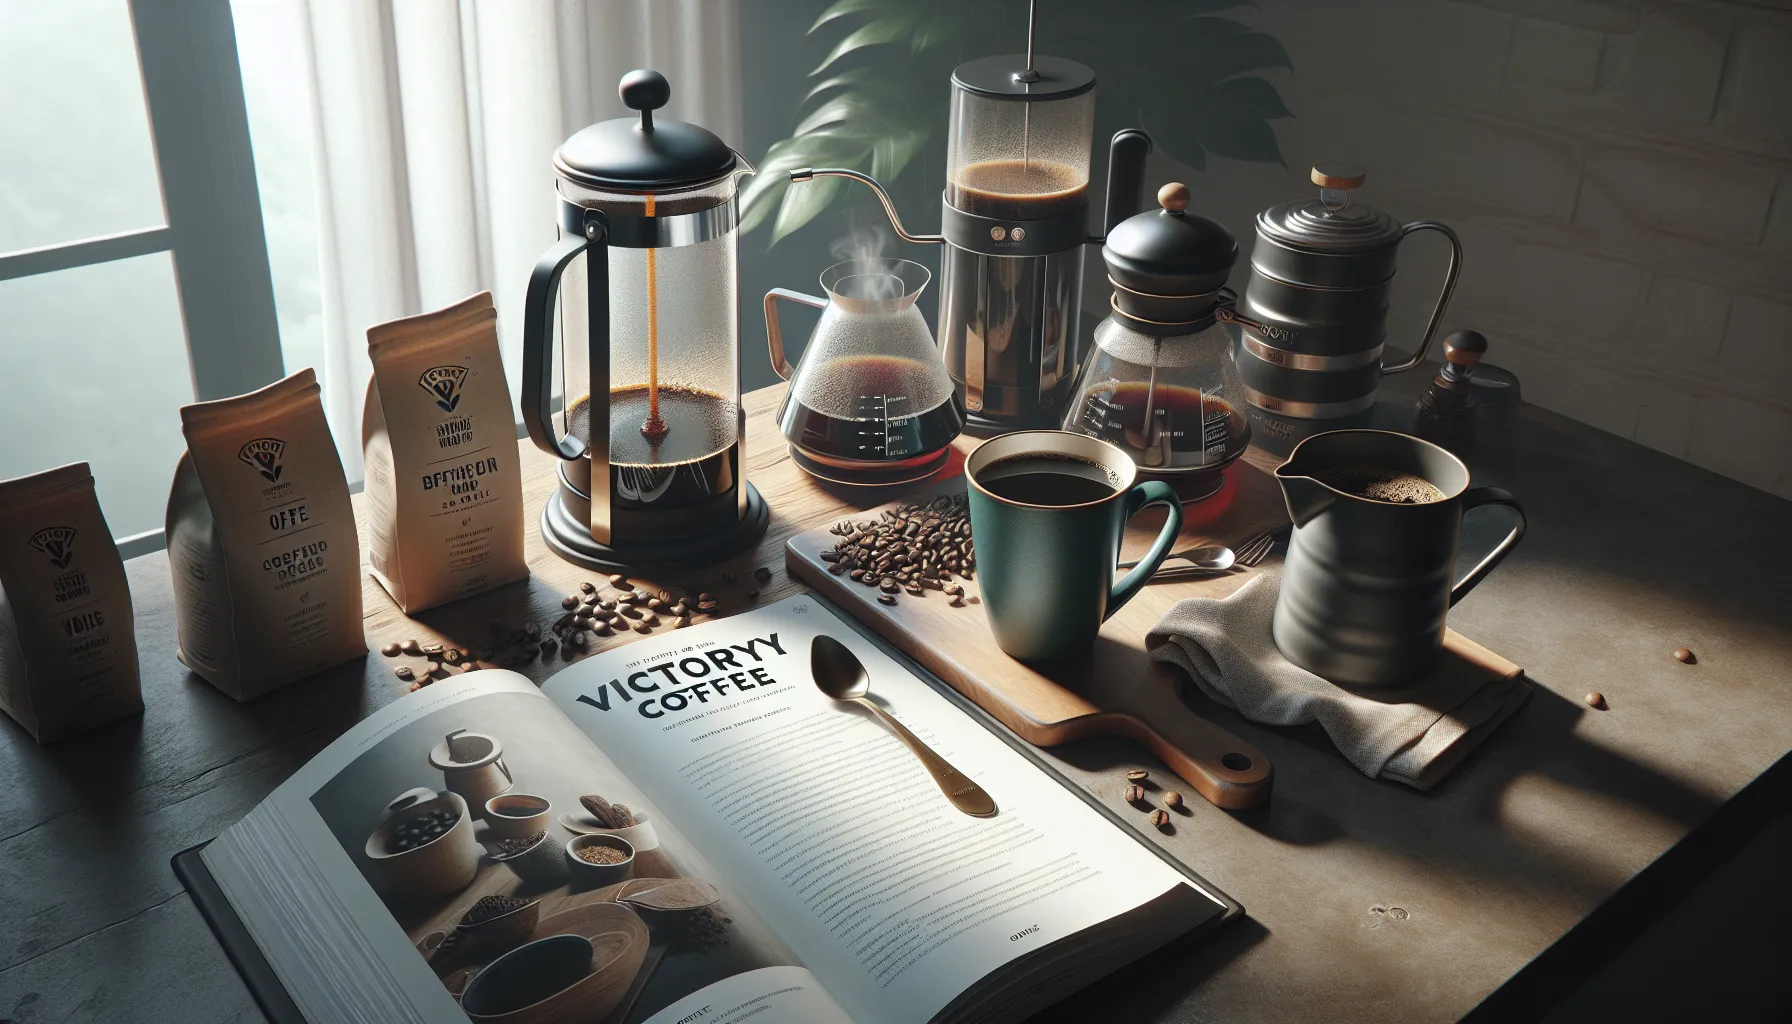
[1146,569,1531,790]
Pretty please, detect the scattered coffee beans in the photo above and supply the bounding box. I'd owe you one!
[1150,809,1170,830]
[490,831,546,859]
[1125,784,1146,804]
[386,807,460,854]
[395,666,415,681]
[1585,691,1607,710]
[1125,769,1149,782]
[754,566,773,584]
[1162,791,1183,809]
[461,895,531,925]
[1674,647,1695,664]
[381,643,402,657]
[402,639,422,656]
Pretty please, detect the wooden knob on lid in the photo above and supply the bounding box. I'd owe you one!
[1310,162,1367,190]
[1444,329,1486,367]
[1158,182,1190,213]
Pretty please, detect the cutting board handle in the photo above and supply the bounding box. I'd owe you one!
[1106,714,1273,810]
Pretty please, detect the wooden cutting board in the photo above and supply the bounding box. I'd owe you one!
[787,460,1291,810]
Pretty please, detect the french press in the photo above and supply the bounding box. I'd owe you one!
[788,1,1151,433]
[522,70,766,571]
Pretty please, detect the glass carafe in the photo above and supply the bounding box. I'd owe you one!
[764,259,963,485]
[521,70,766,570]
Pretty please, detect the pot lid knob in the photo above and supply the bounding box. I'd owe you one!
[1157,181,1190,213]
[1441,329,1486,383]
[1311,162,1367,212]
[620,68,670,131]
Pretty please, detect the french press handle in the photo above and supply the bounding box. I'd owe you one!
[1379,220,1463,374]
[521,213,609,462]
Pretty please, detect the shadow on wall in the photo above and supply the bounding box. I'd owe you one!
[739,0,1792,500]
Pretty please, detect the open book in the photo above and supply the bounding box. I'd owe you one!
[184,596,1236,1024]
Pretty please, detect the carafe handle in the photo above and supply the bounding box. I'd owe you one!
[1381,220,1463,375]
[1450,487,1526,606]
[763,288,827,380]
[522,217,608,461]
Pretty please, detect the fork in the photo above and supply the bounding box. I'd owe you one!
[1119,530,1278,574]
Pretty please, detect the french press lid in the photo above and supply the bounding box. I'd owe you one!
[951,53,1096,100]
[553,69,737,191]
[1103,182,1237,297]
[1256,162,1402,253]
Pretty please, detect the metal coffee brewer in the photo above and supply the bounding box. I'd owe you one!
[1272,430,1525,688]
[1226,164,1463,444]
[787,3,1151,432]
[521,70,767,570]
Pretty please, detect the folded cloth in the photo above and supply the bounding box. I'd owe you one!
[1146,569,1531,790]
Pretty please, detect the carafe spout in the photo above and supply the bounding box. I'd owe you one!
[1275,466,1337,527]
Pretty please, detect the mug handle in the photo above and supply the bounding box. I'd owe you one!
[1107,480,1183,620]
[1449,487,1526,606]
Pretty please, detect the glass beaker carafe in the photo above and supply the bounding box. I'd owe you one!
[521,70,766,570]
[764,259,963,485]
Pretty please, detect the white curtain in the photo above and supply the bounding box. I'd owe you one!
[296,0,743,478]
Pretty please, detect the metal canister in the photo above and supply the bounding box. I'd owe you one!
[1224,164,1461,442]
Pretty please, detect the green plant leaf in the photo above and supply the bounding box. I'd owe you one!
[810,0,894,34]
[1184,77,1291,164]
[802,65,883,105]
[770,174,846,245]
[871,124,929,181]
[811,16,914,76]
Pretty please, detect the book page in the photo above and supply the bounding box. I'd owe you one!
[544,596,1197,1024]
[206,670,854,1024]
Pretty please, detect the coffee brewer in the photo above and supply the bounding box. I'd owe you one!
[788,5,1151,432]
[522,70,767,570]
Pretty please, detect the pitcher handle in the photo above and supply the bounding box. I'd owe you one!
[521,227,596,461]
[1450,487,1525,606]
[1107,480,1183,619]
[1380,220,1463,375]
[764,288,827,380]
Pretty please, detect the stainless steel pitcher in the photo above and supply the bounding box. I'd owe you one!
[1226,164,1462,438]
[1272,430,1524,688]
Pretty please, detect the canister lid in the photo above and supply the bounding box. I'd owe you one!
[1256,163,1402,253]
[1102,182,1238,297]
[951,54,1096,101]
[554,70,737,191]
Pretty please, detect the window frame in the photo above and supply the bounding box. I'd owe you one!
[0,0,283,556]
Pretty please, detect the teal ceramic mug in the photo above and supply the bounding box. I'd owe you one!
[966,431,1183,662]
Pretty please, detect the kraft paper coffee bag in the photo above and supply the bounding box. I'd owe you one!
[168,368,365,700]
[362,292,527,612]
[0,463,142,742]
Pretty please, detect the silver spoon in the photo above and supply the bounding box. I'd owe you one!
[1117,543,1235,572]
[810,636,997,817]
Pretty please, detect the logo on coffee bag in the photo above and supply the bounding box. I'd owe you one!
[419,365,469,413]
[238,438,287,483]
[29,526,77,568]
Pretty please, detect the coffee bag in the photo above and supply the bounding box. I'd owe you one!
[363,292,527,612]
[168,368,365,700]
[0,463,142,741]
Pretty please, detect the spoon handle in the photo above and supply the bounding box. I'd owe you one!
[854,697,998,817]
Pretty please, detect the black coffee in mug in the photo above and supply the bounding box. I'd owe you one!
[974,454,1118,506]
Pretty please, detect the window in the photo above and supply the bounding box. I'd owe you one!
[0,0,282,548]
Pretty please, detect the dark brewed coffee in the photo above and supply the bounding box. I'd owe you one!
[779,354,965,465]
[949,159,1088,220]
[1316,464,1446,504]
[1082,383,1250,470]
[975,453,1119,506]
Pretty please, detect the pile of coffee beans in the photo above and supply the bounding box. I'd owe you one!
[683,904,732,951]
[489,830,546,859]
[822,495,977,609]
[1120,769,1181,833]
[385,807,460,854]
[461,895,531,925]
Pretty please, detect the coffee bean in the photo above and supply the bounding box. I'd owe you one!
[1585,691,1607,709]
[562,595,579,609]
[880,580,899,594]
[580,581,598,594]
[401,639,422,656]
[948,596,965,607]
[945,584,963,596]
[381,642,402,657]
[648,598,665,611]
[877,594,897,606]
[1125,769,1149,782]
[644,613,660,626]
[593,623,613,637]
[539,638,557,654]
[1674,647,1695,664]
[828,563,848,575]
[608,574,628,587]
[746,589,760,600]
[571,631,589,648]
[421,642,445,658]
[395,666,415,681]
[633,622,652,634]
[905,586,923,596]
[1150,809,1170,830]
[673,617,689,628]
[755,567,773,583]
[442,648,462,664]
[1162,791,1183,808]
[600,598,617,611]
[1125,784,1146,803]
[698,592,714,602]
[658,590,671,602]
[698,600,719,612]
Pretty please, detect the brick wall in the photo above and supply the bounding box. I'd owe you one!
[1156,0,1792,498]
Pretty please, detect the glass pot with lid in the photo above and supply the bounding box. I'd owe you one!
[1062,182,1251,501]
[521,69,766,570]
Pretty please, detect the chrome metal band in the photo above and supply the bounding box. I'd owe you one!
[1243,385,1380,419]
[1240,333,1385,370]
[1109,294,1216,331]
[1105,276,1223,304]
[557,199,735,249]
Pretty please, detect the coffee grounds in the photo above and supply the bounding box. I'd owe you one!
[1316,465,1446,504]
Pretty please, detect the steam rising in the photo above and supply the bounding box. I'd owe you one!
[829,223,902,301]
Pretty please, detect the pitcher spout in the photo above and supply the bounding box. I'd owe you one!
[1275,465,1337,527]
